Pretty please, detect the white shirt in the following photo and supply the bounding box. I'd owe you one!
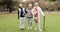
[32,6,45,21]
[32,6,45,16]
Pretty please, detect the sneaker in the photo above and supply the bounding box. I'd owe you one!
[28,27,30,30]
[34,28,37,31]
[20,28,24,30]
[39,29,42,32]
[30,27,32,29]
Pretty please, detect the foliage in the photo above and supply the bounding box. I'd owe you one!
[49,0,56,2]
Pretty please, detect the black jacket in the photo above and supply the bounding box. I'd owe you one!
[18,8,27,19]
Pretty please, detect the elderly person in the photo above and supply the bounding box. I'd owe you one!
[18,4,27,30]
[32,2,45,31]
[26,4,33,30]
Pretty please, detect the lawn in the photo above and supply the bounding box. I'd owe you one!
[0,13,60,32]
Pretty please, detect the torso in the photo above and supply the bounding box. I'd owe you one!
[27,9,33,18]
[19,8,25,17]
[33,7,38,18]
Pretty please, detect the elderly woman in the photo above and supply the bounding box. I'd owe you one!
[18,4,27,30]
[26,4,33,30]
[32,2,45,31]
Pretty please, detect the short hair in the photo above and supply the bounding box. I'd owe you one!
[34,2,38,6]
[28,4,32,7]
[19,4,22,6]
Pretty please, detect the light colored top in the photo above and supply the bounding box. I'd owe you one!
[32,6,45,21]
[27,9,33,18]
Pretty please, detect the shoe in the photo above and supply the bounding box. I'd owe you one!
[20,28,24,30]
[39,29,42,32]
[28,27,30,30]
[34,28,37,31]
[30,27,32,29]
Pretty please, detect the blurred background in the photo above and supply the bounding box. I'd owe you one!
[0,0,60,32]
[0,0,60,13]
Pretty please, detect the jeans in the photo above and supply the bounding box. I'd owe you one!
[28,18,32,27]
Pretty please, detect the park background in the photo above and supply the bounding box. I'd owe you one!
[0,0,60,32]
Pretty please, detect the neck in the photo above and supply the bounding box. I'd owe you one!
[28,8,32,10]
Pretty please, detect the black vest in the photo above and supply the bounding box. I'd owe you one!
[18,8,27,18]
[20,8,25,17]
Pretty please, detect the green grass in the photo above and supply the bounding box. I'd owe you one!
[0,13,60,32]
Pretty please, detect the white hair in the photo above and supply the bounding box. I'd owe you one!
[19,4,22,6]
[34,2,38,6]
[28,4,32,6]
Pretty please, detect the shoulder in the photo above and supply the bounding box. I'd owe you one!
[38,6,41,9]
[32,7,36,10]
[33,7,36,9]
[23,8,27,10]
[18,8,20,9]
[23,8,26,9]
[26,8,28,10]
[22,8,24,9]
[18,8,21,12]
[38,7,42,10]
[18,8,21,11]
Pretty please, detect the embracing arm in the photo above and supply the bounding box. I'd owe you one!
[39,7,45,16]
[32,8,34,15]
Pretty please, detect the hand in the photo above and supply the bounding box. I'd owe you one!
[25,14,27,17]
[43,15,45,17]
[18,17,19,19]
[44,15,45,16]
[44,16,45,19]
[23,14,25,16]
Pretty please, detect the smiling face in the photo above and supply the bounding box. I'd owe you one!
[34,2,38,7]
[28,4,32,9]
[19,4,23,8]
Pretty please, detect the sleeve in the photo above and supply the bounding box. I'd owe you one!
[32,8,34,15]
[32,8,34,19]
[18,9,19,19]
[18,9,21,19]
[39,7,45,16]
[25,8,27,14]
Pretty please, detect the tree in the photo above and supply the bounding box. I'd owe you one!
[0,0,13,13]
[6,0,13,13]
[49,0,56,2]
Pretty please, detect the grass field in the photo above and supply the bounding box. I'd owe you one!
[0,13,60,32]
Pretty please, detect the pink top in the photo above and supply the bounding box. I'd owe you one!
[33,8,38,22]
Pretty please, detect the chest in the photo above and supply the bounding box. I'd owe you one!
[19,8,25,13]
[33,8,39,17]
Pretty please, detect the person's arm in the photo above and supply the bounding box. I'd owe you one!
[32,8,34,15]
[25,8,27,14]
[39,7,45,16]
[32,8,34,18]
[25,8,28,17]
[18,8,21,19]
[18,10,19,19]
